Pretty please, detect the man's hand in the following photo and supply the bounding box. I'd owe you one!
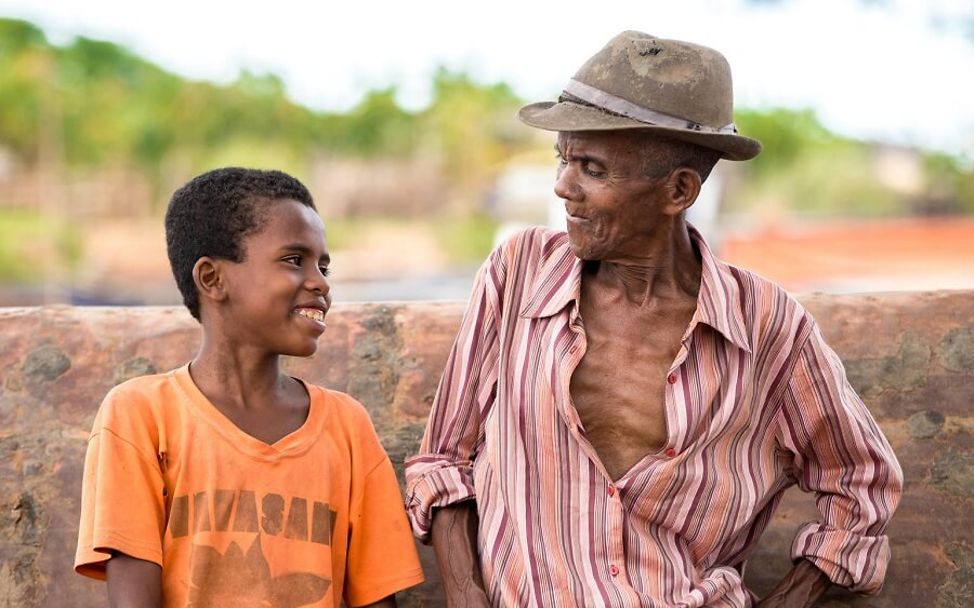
[105,552,162,608]
[756,559,831,608]
[431,502,491,608]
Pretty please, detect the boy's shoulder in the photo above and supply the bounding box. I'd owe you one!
[303,382,388,455]
[93,366,187,435]
[305,383,373,429]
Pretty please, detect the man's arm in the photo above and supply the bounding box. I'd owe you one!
[431,503,490,608]
[404,244,506,540]
[756,560,831,608]
[105,552,162,608]
[776,322,903,594]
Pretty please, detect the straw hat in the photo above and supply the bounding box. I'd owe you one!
[518,31,761,161]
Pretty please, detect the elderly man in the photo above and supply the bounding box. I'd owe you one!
[405,31,902,607]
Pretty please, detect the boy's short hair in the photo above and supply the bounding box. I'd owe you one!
[165,167,316,320]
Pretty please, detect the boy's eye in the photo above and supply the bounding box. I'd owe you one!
[283,255,302,266]
[318,265,331,277]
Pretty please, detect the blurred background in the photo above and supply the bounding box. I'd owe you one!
[0,0,971,306]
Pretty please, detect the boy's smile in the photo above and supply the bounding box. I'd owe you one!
[218,198,331,358]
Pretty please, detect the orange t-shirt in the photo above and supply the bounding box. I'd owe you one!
[75,365,424,607]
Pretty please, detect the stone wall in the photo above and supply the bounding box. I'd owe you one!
[1,292,972,607]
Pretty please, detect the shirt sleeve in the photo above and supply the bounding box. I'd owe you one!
[344,455,425,606]
[403,247,504,542]
[777,321,903,594]
[74,390,166,580]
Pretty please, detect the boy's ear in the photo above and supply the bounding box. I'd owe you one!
[193,257,228,305]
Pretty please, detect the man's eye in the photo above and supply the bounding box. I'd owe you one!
[584,164,606,178]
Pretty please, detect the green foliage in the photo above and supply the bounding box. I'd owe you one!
[0,209,80,281]
[0,18,530,203]
[430,212,499,263]
[0,17,971,223]
[0,20,51,160]
[420,68,527,184]
[733,141,901,216]
[734,108,837,176]
[923,152,974,213]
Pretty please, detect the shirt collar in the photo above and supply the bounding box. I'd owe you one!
[519,226,752,353]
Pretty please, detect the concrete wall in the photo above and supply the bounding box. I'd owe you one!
[1,292,972,607]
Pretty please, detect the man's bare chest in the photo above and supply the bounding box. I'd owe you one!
[569,311,689,479]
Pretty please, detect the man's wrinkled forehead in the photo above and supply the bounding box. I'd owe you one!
[556,129,663,161]
[557,129,663,148]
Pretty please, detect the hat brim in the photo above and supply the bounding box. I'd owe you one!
[518,101,761,161]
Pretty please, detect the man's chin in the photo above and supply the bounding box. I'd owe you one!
[567,238,602,262]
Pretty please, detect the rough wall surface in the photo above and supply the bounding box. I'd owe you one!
[0,292,971,607]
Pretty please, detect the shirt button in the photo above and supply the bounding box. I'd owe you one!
[609,564,620,577]
[607,485,615,497]
[667,372,678,384]
[664,447,677,458]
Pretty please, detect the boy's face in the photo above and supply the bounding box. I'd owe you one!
[218,198,331,358]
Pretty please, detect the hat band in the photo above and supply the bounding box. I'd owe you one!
[564,79,738,135]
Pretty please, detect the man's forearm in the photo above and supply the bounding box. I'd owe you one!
[431,502,490,607]
[756,559,831,607]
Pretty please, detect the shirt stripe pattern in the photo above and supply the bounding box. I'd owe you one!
[405,227,902,607]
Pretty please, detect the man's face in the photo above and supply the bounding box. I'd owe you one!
[218,199,332,358]
[554,130,671,262]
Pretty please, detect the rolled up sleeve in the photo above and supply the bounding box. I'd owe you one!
[404,250,503,542]
[778,322,903,594]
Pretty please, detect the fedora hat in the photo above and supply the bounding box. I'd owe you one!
[518,31,761,161]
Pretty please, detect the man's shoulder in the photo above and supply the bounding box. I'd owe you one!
[720,260,798,303]
[497,226,568,252]
[713,258,814,339]
[493,226,571,269]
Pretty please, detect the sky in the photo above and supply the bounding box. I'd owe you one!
[1,0,972,157]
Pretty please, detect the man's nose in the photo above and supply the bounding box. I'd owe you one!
[554,165,580,201]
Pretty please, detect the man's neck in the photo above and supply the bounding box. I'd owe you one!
[590,223,702,308]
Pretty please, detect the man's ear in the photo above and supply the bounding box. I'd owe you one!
[193,257,228,305]
[663,167,702,216]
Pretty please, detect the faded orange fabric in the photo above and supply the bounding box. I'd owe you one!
[75,365,423,607]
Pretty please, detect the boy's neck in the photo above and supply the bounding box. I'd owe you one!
[189,334,295,411]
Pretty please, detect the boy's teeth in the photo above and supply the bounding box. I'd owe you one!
[297,308,324,322]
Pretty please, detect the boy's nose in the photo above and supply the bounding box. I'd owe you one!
[306,269,330,297]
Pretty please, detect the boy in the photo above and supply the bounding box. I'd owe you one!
[75,168,424,607]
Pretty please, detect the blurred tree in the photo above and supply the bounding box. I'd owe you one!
[0,19,50,161]
[734,108,837,176]
[0,17,970,223]
[420,67,527,207]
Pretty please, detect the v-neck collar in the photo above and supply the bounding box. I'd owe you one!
[171,364,328,461]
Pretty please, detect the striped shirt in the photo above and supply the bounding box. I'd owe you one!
[405,227,902,607]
